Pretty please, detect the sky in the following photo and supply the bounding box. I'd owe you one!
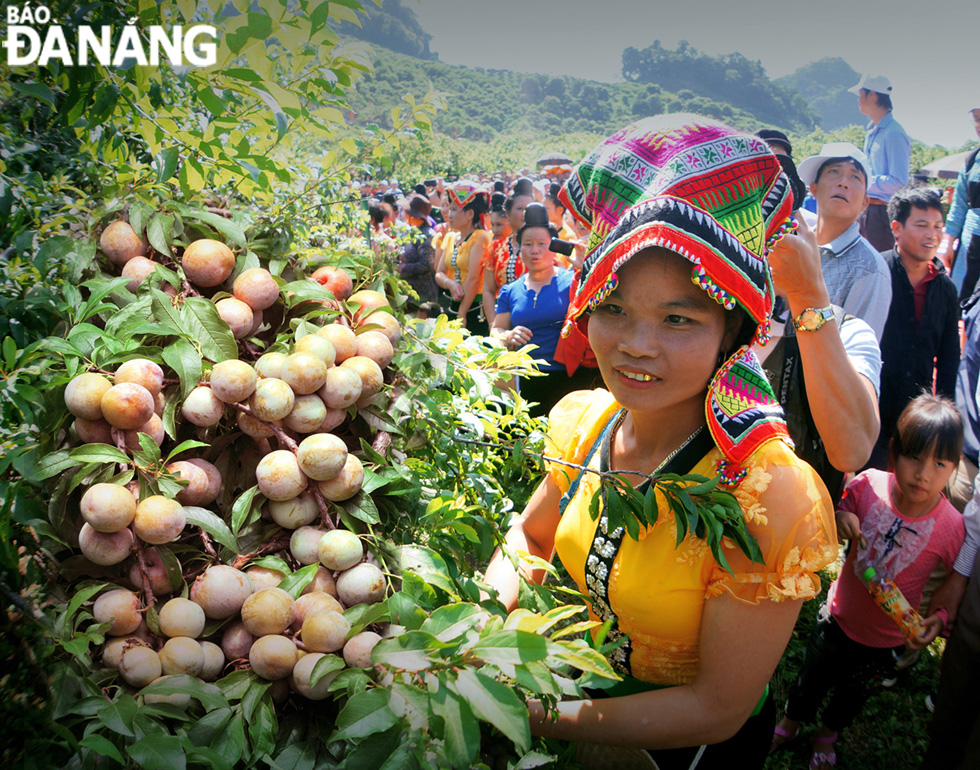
[413,0,979,149]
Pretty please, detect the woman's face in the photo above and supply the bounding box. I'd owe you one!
[544,198,564,227]
[508,195,533,232]
[520,227,553,272]
[449,204,472,230]
[588,249,736,418]
[490,212,510,240]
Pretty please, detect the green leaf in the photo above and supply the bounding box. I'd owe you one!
[231,486,260,537]
[309,654,345,687]
[147,212,176,258]
[451,669,530,752]
[340,491,379,525]
[129,201,153,237]
[330,688,397,742]
[68,444,129,465]
[97,693,138,737]
[339,725,404,770]
[11,81,57,108]
[79,733,125,763]
[246,693,277,759]
[162,339,203,399]
[153,147,181,183]
[164,440,211,463]
[428,680,480,768]
[140,675,229,710]
[469,629,550,667]
[251,87,289,142]
[422,603,484,642]
[181,298,238,362]
[178,209,247,251]
[278,563,319,598]
[372,630,442,671]
[127,733,187,770]
[183,506,238,553]
[344,601,390,633]
[31,449,77,480]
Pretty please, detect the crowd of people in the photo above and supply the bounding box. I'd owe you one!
[351,77,980,769]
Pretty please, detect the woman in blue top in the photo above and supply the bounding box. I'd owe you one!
[945,105,980,300]
[492,203,597,415]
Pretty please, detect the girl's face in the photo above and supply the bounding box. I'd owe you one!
[588,249,735,419]
[520,227,553,272]
[893,449,956,514]
[450,205,471,231]
[508,195,533,232]
[544,198,563,226]
[490,212,510,240]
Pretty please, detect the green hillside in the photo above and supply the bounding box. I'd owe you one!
[776,58,865,130]
[345,45,792,142]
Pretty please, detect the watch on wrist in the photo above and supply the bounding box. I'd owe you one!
[792,305,835,332]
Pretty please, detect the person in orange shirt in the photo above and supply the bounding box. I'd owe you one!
[435,183,492,335]
[484,116,836,769]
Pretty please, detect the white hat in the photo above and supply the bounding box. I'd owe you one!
[797,142,871,186]
[848,73,893,96]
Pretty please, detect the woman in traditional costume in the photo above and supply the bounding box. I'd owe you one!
[434,183,492,335]
[485,115,837,769]
[482,179,535,325]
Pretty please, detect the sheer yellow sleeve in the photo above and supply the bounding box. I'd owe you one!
[544,389,619,497]
[706,440,839,604]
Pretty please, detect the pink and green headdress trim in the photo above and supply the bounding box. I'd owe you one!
[558,114,795,468]
[445,182,488,209]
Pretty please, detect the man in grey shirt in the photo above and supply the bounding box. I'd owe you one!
[797,143,893,340]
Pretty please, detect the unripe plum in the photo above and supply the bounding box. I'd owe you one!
[280,353,328,395]
[316,324,357,363]
[166,460,210,506]
[100,220,148,266]
[283,394,327,434]
[337,563,387,606]
[318,367,362,410]
[221,621,255,660]
[268,492,318,530]
[290,526,327,566]
[241,587,295,637]
[301,610,350,653]
[191,565,253,619]
[215,297,254,339]
[123,413,165,451]
[181,239,235,287]
[290,652,341,700]
[182,386,224,426]
[340,356,384,398]
[158,597,206,638]
[101,382,155,430]
[343,631,382,669]
[256,450,308,501]
[121,256,159,293]
[199,641,225,681]
[133,495,185,545]
[318,529,363,572]
[249,378,295,422]
[79,523,133,566]
[237,411,276,439]
[255,351,287,379]
[316,454,364,502]
[349,289,391,322]
[209,360,257,404]
[75,417,113,444]
[65,373,112,420]
[358,310,401,345]
[81,483,136,533]
[318,407,347,433]
[244,566,285,592]
[159,637,204,677]
[355,330,394,369]
[311,266,353,301]
[233,267,279,310]
[118,646,162,688]
[249,634,297,680]
[93,589,142,636]
[291,591,344,633]
[103,636,148,670]
[128,547,175,596]
[295,335,336,366]
[297,433,348,481]
[303,566,338,598]
[114,359,164,396]
[185,459,221,505]
[154,391,166,417]
[143,675,191,708]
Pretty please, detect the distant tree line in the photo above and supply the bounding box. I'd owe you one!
[334,0,438,61]
[622,40,820,130]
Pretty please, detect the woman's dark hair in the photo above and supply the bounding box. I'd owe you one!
[890,393,964,464]
[516,222,559,246]
[544,192,566,212]
[462,194,489,228]
[367,199,385,227]
[490,192,507,213]
[504,192,533,214]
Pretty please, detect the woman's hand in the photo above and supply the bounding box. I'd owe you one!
[448,279,464,301]
[906,614,944,650]
[835,510,861,543]
[508,326,533,349]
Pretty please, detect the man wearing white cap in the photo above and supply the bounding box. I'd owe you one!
[848,74,911,252]
[797,142,892,340]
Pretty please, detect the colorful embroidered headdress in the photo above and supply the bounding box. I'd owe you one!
[445,182,488,209]
[558,114,795,471]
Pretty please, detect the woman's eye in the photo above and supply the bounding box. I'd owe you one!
[596,303,624,315]
[665,314,689,325]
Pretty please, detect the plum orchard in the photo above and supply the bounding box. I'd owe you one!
[31,201,617,769]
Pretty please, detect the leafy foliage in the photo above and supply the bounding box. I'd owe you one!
[334,0,439,61]
[775,57,865,131]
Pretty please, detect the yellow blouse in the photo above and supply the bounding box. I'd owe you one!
[548,390,837,686]
[440,229,491,286]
